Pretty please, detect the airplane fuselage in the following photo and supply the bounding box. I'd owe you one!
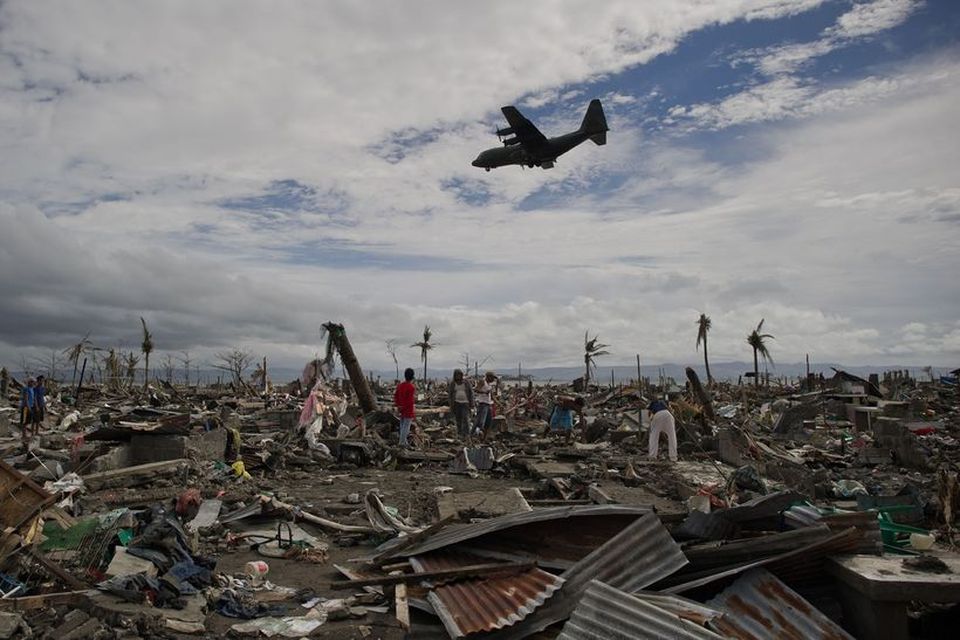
[472,130,591,170]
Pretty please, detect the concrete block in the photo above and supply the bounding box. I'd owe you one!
[873,417,904,439]
[131,434,188,464]
[131,429,227,465]
[88,445,133,473]
[186,428,227,461]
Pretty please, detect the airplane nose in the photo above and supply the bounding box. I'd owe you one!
[471,157,482,167]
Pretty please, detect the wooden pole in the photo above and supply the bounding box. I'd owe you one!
[636,354,642,426]
[75,357,87,408]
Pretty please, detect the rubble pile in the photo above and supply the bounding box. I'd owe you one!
[0,359,957,639]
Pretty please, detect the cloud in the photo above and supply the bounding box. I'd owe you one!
[1,1,957,374]
[671,0,924,129]
[827,0,920,40]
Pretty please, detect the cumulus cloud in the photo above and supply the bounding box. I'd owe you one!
[0,0,957,374]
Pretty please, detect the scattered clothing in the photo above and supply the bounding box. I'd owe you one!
[550,405,575,431]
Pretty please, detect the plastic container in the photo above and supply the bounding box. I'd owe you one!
[244,560,269,578]
[909,533,935,551]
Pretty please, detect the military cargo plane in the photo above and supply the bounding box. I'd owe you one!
[472,99,608,171]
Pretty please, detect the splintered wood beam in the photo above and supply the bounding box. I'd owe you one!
[395,583,410,632]
[329,561,535,589]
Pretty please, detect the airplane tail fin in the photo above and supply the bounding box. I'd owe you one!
[580,99,608,145]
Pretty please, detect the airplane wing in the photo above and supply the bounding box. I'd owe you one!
[501,106,550,153]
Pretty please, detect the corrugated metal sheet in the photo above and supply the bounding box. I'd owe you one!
[561,510,688,594]
[633,592,725,626]
[558,580,723,640]
[664,527,863,594]
[706,568,854,640]
[409,551,564,638]
[717,490,804,524]
[375,504,651,560]
[482,512,688,640]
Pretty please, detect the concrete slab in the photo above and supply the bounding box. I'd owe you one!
[522,460,578,478]
[436,488,531,520]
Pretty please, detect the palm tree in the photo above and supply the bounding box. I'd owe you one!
[583,331,610,387]
[746,319,774,387]
[62,333,93,386]
[696,313,713,385]
[410,326,433,381]
[140,317,154,389]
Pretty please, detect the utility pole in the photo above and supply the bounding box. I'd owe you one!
[636,354,643,427]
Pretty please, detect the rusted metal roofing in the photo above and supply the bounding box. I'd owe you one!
[560,510,688,594]
[375,504,651,560]
[706,568,854,640]
[557,580,724,640]
[633,592,725,627]
[482,511,688,640]
[409,551,564,638]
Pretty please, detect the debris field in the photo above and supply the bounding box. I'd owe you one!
[0,347,959,640]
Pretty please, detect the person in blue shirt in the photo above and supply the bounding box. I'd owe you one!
[20,378,36,441]
[549,395,585,443]
[32,375,47,434]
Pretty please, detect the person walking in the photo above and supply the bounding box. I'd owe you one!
[647,399,678,462]
[32,375,47,434]
[448,369,474,441]
[394,368,416,447]
[473,371,497,439]
[20,378,36,449]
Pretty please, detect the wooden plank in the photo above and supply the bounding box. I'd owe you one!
[81,459,188,491]
[0,589,94,611]
[329,561,535,590]
[370,515,455,566]
[26,547,86,590]
[395,583,410,632]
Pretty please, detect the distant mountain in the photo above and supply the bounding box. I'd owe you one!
[312,362,946,384]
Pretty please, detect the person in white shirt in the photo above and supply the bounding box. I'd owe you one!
[647,399,677,462]
[447,369,474,440]
[473,371,497,438]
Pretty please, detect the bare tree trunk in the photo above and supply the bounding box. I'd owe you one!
[753,348,759,387]
[686,367,715,422]
[703,336,712,385]
[324,323,377,414]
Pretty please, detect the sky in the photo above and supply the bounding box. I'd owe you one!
[1,0,959,377]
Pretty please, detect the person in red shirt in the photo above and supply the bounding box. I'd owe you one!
[394,367,416,447]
